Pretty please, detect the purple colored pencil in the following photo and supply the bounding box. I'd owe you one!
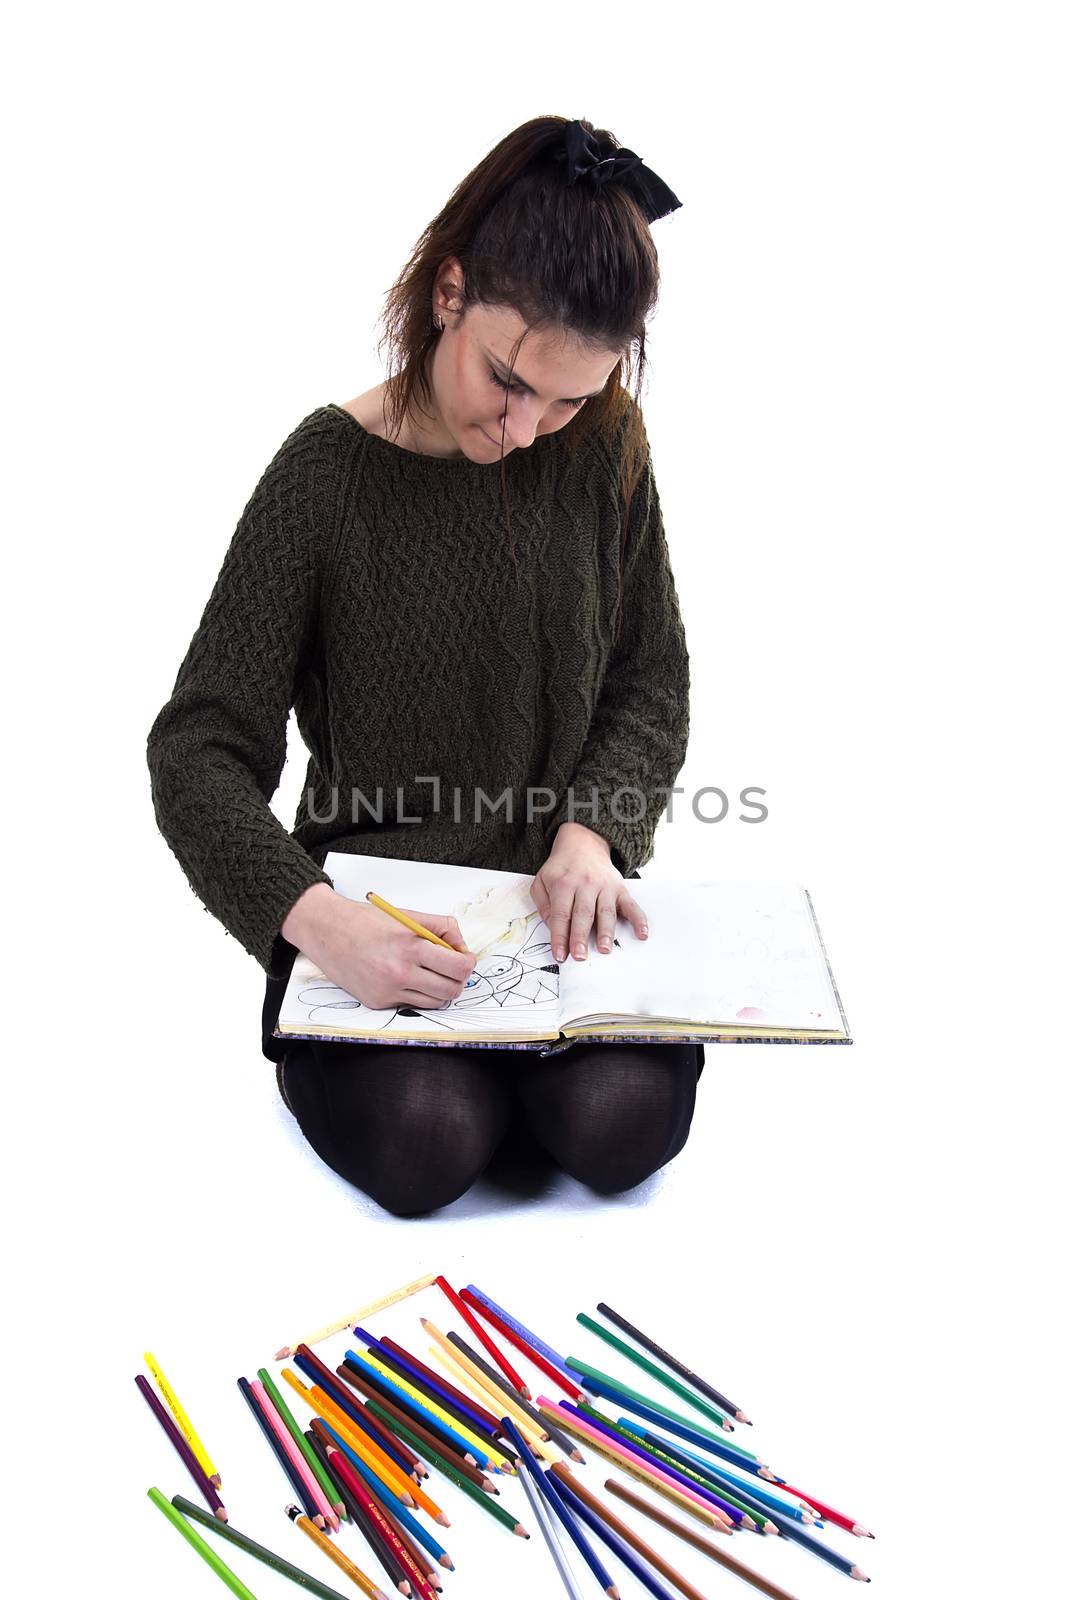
[465,1285,575,1377]
[135,1374,227,1521]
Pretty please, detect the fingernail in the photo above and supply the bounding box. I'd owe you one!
[575,943,586,958]
[599,939,610,951]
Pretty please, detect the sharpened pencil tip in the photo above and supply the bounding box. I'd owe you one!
[436,1513,450,1527]
[215,1508,229,1523]
[441,1557,455,1570]
[274,1346,291,1360]
[210,1474,222,1488]
[515,1524,530,1539]
[852,1571,870,1582]
[735,1410,752,1424]
[766,1521,779,1536]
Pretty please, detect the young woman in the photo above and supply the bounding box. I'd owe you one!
[147,115,703,1215]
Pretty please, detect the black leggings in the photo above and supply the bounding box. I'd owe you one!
[261,973,704,1217]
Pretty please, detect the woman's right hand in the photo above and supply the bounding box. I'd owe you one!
[281,883,477,1009]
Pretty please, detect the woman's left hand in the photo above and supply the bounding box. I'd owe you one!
[531,822,649,963]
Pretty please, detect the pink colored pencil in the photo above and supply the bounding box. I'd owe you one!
[251,1379,339,1531]
[538,1397,732,1525]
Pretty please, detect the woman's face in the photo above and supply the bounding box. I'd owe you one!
[427,262,622,461]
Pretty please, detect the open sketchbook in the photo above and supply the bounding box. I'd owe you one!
[273,853,851,1056]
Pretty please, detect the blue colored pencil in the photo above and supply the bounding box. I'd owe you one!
[564,1401,743,1525]
[465,1285,576,1377]
[633,1426,816,1524]
[318,1419,452,1567]
[553,1475,678,1600]
[575,1379,766,1475]
[292,1353,419,1480]
[500,1417,619,1597]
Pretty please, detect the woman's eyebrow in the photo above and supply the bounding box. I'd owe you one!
[486,349,605,403]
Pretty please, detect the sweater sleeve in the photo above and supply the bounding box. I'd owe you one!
[544,448,691,877]
[146,410,344,978]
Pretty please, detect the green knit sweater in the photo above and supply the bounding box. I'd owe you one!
[146,400,691,980]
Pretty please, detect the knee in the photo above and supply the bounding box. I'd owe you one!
[544,1057,698,1194]
[362,1149,492,1217]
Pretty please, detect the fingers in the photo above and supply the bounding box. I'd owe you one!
[617,891,649,941]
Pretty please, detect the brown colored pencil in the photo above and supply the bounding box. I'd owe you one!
[604,1479,804,1600]
[552,1463,712,1600]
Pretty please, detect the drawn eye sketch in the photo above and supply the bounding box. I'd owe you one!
[295,914,560,1032]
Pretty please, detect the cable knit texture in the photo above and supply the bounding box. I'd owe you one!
[146,399,691,979]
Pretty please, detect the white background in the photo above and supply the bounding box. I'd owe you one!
[4,3,1064,1595]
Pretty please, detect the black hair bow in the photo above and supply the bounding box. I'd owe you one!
[552,119,682,223]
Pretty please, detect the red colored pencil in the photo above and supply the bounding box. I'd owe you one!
[774,1482,874,1539]
[434,1275,530,1398]
[459,1288,581,1399]
[325,1443,438,1600]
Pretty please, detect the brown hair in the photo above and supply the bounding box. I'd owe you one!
[374,115,674,645]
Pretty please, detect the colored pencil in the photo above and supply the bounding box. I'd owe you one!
[464,1285,575,1377]
[366,1397,527,1535]
[365,1342,521,1469]
[251,1378,339,1530]
[607,1420,773,1531]
[308,1436,415,1596]
[501,1416,617,1596]
[306,1430,366,1525]
[353,1347,512,1473]
[348,1371,496,1492]
[605,1479,805,1600]
[442,1327,586,1460]
[147,1489,253,1598]
[144,1352,222,1485]
[274,1272,437,1359]
[257,1367,348,1519]
[434,1274,530,1397]
[291,1361,422,1498]
[552,1473,686,1600]
[771,1481,874,1538]
[514,1462,585,1600]
[553,1466,713,1600]
[460,1287,581,1398]
[360,1391,501,1499]
[237,1377,323,1528]
[355,1327,499,1437]
[596,1303,749,1424]
[572,1377,769,1474]
[381,1333,503,1434]
[285,1505,389,1600]
[633,1427,805,1526]
[576,1314,731,1429]
[566,1358,737,1446]
[573,1404,749,1527]
[323,1444,439,1600]
[340,1351,495,1471]
[296,1353,425,1478]
[302,1382,423,1510]
[136,1374,227,1521]
[315,1417,454,1569]
[536,1399,731,1532]
[750,1505,871,1579]
[427,1339,554,1457]
[171,1496,352,1600]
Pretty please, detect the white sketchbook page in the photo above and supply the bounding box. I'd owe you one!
[558,880,845,1032]
[276,853,563,1039]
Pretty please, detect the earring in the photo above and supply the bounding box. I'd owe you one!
[434,313,444,332]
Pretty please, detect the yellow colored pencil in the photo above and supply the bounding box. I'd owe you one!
[366,892,459,949]
[144,1352,220,1488]
[274,1272,437,1360]
[286,1505,388,1600]
[359,1349,511,1472]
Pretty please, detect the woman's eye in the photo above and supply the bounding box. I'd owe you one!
[488,368,585,409]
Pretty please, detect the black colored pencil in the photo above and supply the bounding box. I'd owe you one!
[237,1377,324,1528]
[170,1496,351,1600]
[596,1302,750,1423]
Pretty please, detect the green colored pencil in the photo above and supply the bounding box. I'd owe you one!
[171,1496,351,1599]
[576,1312,729,1427]
[148,1489,258,1599]
[599,1414,774,1531]
[256,1367,347,1519]
[362,1396,528,1537]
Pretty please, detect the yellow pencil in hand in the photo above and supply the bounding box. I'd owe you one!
[365,891,461,950]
